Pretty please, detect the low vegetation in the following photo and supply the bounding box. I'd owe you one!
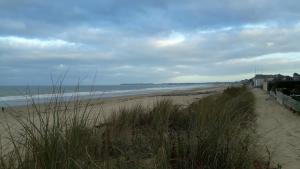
[0,86,266,169]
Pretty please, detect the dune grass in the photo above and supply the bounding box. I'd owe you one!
[0,86,266,169]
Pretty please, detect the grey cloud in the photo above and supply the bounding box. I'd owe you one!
[1,0,300,36]
[1,0,300,84]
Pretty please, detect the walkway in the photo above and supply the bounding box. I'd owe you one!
[254,88,300,169]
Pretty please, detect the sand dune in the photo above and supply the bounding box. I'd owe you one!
[0,87,224,152]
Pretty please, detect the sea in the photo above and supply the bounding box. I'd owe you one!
[0,83,219,107]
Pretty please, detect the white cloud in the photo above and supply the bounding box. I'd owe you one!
[175,65,189,68]
[59,26,113,43]
[195,26,233,34]
[215,52,300,66]
[153,67,166,72]
[242,23,271,29]
[153,31,185,47]
[0,36,79,49]
[266,42,274,47]
[167,73,254,83]
[110,65,134,71]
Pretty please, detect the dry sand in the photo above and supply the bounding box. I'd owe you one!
[3,86,299,168]
[0,86,225,152]
[254,88,300,169]
[2,86,300,168]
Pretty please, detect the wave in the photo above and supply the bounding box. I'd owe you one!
[0,84,209,107]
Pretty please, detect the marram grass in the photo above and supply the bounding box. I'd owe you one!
[0,86,271,169]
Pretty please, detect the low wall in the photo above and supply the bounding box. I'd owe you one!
[273,91,300,112]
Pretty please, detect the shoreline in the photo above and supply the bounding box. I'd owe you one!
[0,86,226,153]
[0,83,225,107]
[0,86,258,168]
[4,85,226,110]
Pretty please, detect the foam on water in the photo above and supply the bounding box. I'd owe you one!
[0,84,214,107]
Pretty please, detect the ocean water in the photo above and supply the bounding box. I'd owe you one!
[0,83,217,107]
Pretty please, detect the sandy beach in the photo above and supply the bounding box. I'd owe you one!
[0,86,225,151]
[4,86,299,168]
[1,86,225,116]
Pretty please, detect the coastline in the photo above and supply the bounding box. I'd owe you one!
[0,86,225,142]
[0,85,227,127]
[3,85,226,112]
[0,85,258,168]
[0,83,221,107]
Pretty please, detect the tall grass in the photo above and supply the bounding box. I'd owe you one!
[0,86,266,169]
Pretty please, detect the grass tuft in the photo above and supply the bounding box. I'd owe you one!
[0,86,266,169]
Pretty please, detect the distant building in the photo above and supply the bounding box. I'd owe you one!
[253,74,295,89]
[293,73,300,81]
[253,74,276,88]
[273,74,293,81]
[263,81,269,91]
[240,79,250,85]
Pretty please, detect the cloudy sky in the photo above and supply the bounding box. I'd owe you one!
[1,0,300,85]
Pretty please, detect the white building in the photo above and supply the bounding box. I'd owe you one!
[253,74,276,88]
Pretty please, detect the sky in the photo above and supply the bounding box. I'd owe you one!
[1,0,300,85]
